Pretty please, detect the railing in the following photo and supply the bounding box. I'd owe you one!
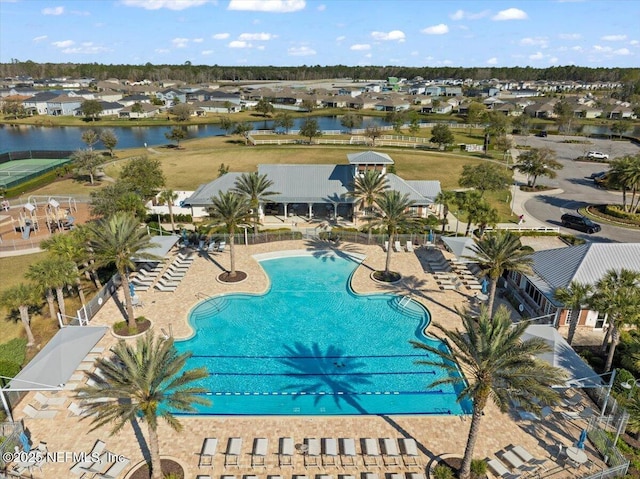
[0,421,25,469]
[580,464,630,479]
[487,225,561,233]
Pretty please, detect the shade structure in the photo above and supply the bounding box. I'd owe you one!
[131,234,180,262]
[441,236,479,263]
[522,325,602,388]
[6,326,108,391]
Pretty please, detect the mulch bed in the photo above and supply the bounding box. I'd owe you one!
[128,458,184,479]
[218,271,248,283]
[113,319,151,337]
[373,270,401,283]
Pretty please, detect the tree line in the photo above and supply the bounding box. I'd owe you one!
[2,60,639,84]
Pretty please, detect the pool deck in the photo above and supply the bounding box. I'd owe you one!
[14,240,605,478]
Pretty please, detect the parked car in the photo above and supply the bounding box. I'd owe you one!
[586,151,609,160]
[535,130,548,137]
[589,170,608,179]
[561,213,601,234]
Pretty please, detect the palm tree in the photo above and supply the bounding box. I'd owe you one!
[411,306,566,479]
[468,231,533,315]
[435,190,456,234]
[232,172,279,234]
[86,212,157,328]
[454,190,482,236]
[207,192,250,278]
[27,257,78,320]
[554,281,593,346]
[76,334,209,479]
[367,190,417,275]
[589,269,640,372]
[158,189,179,232]
[347,169,388,228]
[26,257,64,320]
[1,283,40,346]
[41,232,90,305]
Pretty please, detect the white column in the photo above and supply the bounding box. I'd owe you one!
[308,203,313,219]
[283,203,287,220]
[334,203,338,219]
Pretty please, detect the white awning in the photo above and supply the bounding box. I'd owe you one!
[132,234,180,262]
[5,326,108,391]
[441,236,479,263]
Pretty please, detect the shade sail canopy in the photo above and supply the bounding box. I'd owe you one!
[523,325,602,388]
[441,236,479,263]
[6,326,108,391]
[132,234,180,262]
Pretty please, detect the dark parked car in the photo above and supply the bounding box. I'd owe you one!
[536,130,548,137]
[561,214,601,234]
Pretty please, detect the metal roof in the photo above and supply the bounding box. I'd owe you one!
[346,151,394,165]
[184,172,243,207]
[385,174,440,204]
[258,164,354,203]
[404,180,441,202]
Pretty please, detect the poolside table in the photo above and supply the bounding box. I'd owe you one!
[566,447,588,465]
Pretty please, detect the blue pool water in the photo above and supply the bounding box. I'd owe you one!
[175,253,472,416]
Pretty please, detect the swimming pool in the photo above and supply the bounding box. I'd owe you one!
[175,251,471,416]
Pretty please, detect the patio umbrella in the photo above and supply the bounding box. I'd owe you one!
[129,282,135,297]
[19,431,31,452]
[577,429,587,449]
[428,230,434,243]
[481,277,489,294]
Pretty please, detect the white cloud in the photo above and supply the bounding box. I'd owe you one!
[486,57,498,65]
[371,30,406,42]
[212,33,230,40]
[421,24,449,35]
[630,40,639,45]
[70,10,91,16]
[172,37,189,48]
[520,37,548,47]
[257,45,265,50]
[492,8,528,21]
[288,46,316,56]
[228,40,251,48]
[593,45,612,52]
[155,48,170,54]
[336,35,346,42]
[559,33,581,40]
[42,6,64,15]
[201,50,214,55]
[62,42,109,54]
[601,34,627,41]
[571,46,583,52]
[364,53,372,59]
[350,44,370,51]
[121,0,210,11]
[317,4,325,11]
[549,56,559,64]
[238,32,274,41]
[228,0,305,13]
[449,9,489,20]
[193,38,204,43]
[33,35,48,42]
[450,9,464,20]
[614,48,631,55]
[52,40,74,48]
[529,52,544,60]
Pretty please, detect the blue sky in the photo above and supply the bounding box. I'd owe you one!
[0,0,638,68]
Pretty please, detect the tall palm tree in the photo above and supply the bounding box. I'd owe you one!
[435,190,456,234]
[207,192,250,278]
[347,169,389,227]
[86,212,157,328]
[232,172,279,234]
[411,306,566,479]
[589,269,640,372]
[467,231,533,315]
[158,189,179,232]
[1,283,40,346]
[41,232,89,305]
[367,190,417,274]
[76,334,209,479]
[26,257,64,320]
[27,257,78,320]
[554,281,593,346]
[454,190,482,236]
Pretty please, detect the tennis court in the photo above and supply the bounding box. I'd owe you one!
[0,158,71,189]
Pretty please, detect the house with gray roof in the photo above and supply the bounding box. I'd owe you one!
[185,151,440,224]
[507,243,640,330]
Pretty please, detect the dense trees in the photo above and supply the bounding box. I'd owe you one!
[458,163,512,197]
[119,156,166,199]
[609,154,640,213]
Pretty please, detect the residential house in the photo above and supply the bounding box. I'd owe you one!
[156,88,186,106]
[118,103,161,119]
[22,91,60,115]
[119,94,152,107]
[74,101,123,117]
[46,95,84,116]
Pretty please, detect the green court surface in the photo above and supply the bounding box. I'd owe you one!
[0,158,71,189]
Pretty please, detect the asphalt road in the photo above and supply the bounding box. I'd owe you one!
[512,135,640,243]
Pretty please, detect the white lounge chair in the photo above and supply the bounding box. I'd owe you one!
[94,457,130,479]
[339,438,357,467]
[217,241,227,252]
[562,407,594,420]
[154,283,177,292]
[34,392,66,407]
[383,241,389,252]
[304,438,320,468]
[322,438,338,467]
[381,438,400,466]
[67,401,88,417]
[361,438,380,467]
[487,458,521,479]
[198,437,218,467]
[224,437,242,468]
[406,241,414,252]
[398,438,420,467]
[511,445,548,471]
[278,437,293,467]
[393,240,402,252]
[23,404,58,419]
[251,438,268,468]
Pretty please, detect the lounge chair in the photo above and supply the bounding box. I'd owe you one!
[563,392,583,408]
[157,277,180,287]
[23,404,58,419]
[163,270,186,280]
[67,401,88,417]
[154,283,177,292]
[251,438,268,468]
[278,437,294,467]
[381,438,400,466]
[339,438,357,467]
[94,457,130,479]
[487,458,521,479]
[70,440,107,475]
[224,437,242,468]
[406,241,414,252]
[511,445,548,472]
[34,392,66,407]
[398,438,420,467]
[393,240,402,252]
[500,450,536,474]
[198,437,218,467]
[562,407,594,421]
[218,241,227,252]
[383,241,389,252]
[322,438,338,467]
[196,476,212,479]
[304,438,320,468]
[361,438,380,467]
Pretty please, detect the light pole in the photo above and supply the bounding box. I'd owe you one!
[621,378,640,399]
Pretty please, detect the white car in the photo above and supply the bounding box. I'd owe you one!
[586,151,609,160]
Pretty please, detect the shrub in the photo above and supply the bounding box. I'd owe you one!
[471,458,488,478]
[614,368,635,394]
[0,338,27,366]
[432,464,455,479]
[603,205,640,224]
[0,360,21,381]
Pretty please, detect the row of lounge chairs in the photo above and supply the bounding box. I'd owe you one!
[69,439,130,478]
[487,444,549,479]
[154,253,194,292]
[198,437,422,470]
[382,241,414,253]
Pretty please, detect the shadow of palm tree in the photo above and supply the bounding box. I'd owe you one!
[278,342,373,414]
[303,237,364,264]
[379,274,461,316]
